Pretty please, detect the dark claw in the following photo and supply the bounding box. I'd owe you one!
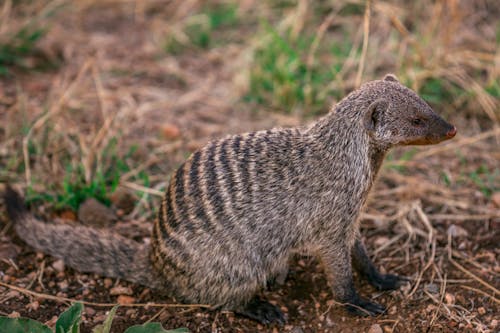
[344,296,386,316]
[237,297,286,325]
[369,273,409,291]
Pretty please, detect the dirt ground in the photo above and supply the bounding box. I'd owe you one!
[0,1,499,333]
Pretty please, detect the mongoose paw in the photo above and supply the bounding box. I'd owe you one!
[369,273,408,291]
[344,297,386,316]
[237,297,286,325]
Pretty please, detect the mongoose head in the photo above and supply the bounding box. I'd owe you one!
[362,74,456,147]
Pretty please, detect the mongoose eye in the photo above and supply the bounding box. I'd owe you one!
[411,118,424,126]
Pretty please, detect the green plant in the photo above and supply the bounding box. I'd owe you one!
[385,148,418,173]
[485,80,500,98]
[165,3,238,53]
[0,0,64,75]
[0,26,46,75]
[0,302,82,333]
[0,303,189,333]
[244,22,351,115]
[417,78,464,106]
[25,140,147,212]
[467,165,499,198]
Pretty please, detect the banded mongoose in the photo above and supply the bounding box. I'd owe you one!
[3,74,457,324]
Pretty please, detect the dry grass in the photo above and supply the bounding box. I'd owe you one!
[0,0,499,332]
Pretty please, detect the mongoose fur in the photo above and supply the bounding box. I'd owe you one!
[3,74,457,324]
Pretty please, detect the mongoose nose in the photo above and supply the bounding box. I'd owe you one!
[446,126,457,138]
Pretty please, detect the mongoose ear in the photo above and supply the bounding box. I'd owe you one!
[364,99,389,131]
[383,74,399,82]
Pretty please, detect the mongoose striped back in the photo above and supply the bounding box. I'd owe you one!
[150,128,307,308]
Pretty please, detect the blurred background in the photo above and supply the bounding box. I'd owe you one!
[0,0,498,332]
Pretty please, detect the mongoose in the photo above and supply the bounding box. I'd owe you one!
[3,74,457,324]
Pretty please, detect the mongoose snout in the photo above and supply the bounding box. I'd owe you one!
[4,74,456,325]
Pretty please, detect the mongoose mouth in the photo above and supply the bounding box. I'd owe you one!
[401,126,457,145]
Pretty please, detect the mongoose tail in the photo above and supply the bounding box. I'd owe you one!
[3,185,163,290]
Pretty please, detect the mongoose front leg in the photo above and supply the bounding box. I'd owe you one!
[321,246,386,316]
[352,238,407,291]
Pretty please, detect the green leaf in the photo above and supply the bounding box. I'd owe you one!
[124,322,190,333]
[0,317,52,333]
[55,303,83,333]
[92,305,119,333]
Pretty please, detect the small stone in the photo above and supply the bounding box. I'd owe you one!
[478,307,486,315]
[325,315,335,328]
[78,198,117,227]
[46,315,58,327]
[290,327,304,333]
[374,236,389,247]
[445,292,455,305]
[104,278,113,288]
[85,307,96,316]
[368,324,383,333]
[59,210,77,221]
[491,192,500,208]
[58,280,69,291]
[125,309,136,316]
[425,283,439,294]
[491,319,498,328]
[8,311,20,318]
[117,295,136,304]
[6,291,20,298]
[161,123,181,140]
[110,188,137,214]
[26,301,40,311]
[93,314,108,323]
[110,286,133,295]
[383,326,392,333]
[388,305,397,315]
[447,224,468,238]
[52,259,65,272]
[456,294,466,304]
[426,304,436,312]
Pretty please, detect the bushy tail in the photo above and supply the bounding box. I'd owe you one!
[3,186,163,290]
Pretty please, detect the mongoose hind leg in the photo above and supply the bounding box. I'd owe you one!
[266,264,289,290]
[321,245,386,316]
[236,296,286,325]
[352,239,408,291]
